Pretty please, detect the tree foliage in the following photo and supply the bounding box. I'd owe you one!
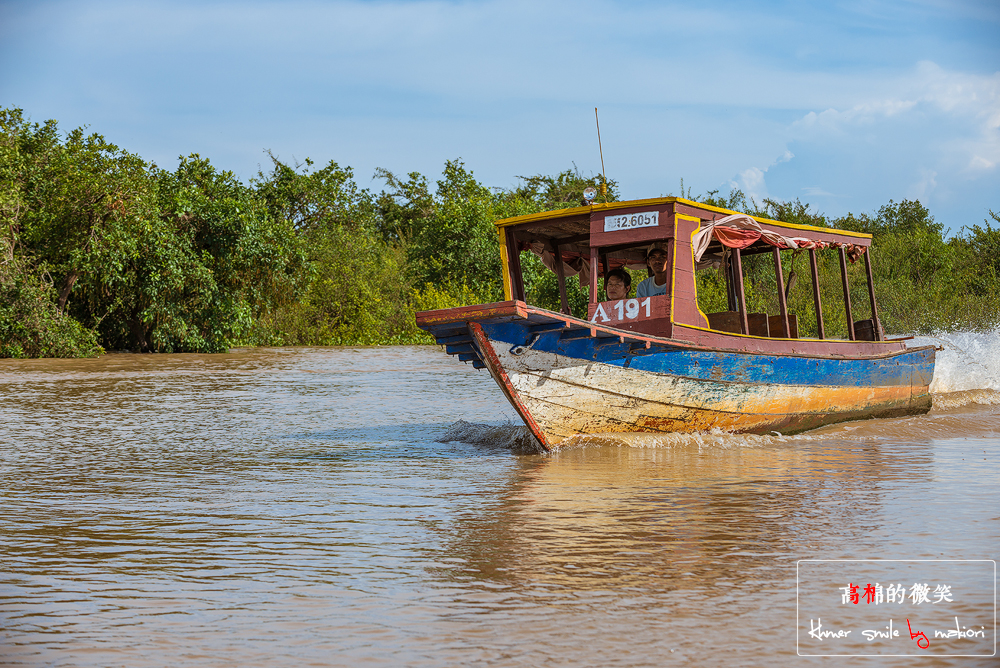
[2,109,308,355]
[1,105,997,357]
[515,166,618,210]
[256,154,417,345]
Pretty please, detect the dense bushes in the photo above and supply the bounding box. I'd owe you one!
[1,106,997,357]
[0,236,103,357]
[1,108,307,355]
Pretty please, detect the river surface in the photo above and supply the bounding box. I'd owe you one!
[1,334,998,667]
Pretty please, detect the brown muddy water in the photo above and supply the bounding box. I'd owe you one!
[1,335,998,667]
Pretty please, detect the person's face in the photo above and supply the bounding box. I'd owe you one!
[606,275,627,300]
[647,250,669,276]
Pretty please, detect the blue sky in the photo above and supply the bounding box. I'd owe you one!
[2,0,998,232]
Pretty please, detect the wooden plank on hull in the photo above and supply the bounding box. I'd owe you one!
[436,332,474,345]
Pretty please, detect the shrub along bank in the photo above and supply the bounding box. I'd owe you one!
[1,106,997,357]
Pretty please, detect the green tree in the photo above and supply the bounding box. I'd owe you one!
[15,120,155,316]
[381,159,539,305]
[256,152,375,233]
[515,166,618,210]
[0,233,102,358]
[256,154,423,344]
[956,210,1000,295]
[373,168,433,244]
[0,108,121,356]
[114,155,309,352]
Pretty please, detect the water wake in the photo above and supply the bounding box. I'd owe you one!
[438,419,545,455]
[440,421,795,453]
[556,429,780,450]
[932,388,1000,409]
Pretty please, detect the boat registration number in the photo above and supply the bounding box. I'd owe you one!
[604,211,658,232]
[590,298,652,324]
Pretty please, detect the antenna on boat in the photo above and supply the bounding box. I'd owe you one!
[595,107,608,202]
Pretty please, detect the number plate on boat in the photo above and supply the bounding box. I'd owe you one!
[604,211,658,232]
[590,298,652,324]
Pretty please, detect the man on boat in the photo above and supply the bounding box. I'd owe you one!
[636,242,669,299]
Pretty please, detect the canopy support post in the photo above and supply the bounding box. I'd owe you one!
[552,241,570,315]
[864,250,882,341]
[809,249,825,339]
[725,252,738,312]
[505,231,525,302]
[732,247,749,335]
[773,248,790,337]
[839,247,855,340]
[589,247,599,308]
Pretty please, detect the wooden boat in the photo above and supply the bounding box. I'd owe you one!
[416,196,935,451]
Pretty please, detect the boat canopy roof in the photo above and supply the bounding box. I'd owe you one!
[495,196,870,268]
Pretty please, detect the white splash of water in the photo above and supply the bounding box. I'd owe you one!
[912,328,1000,395]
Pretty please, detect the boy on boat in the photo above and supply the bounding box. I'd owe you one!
[636,242,669,298]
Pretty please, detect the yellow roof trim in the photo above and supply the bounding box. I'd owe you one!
[494,196,872,240]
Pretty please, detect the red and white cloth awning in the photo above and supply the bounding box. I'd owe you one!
[692,214,829,262]
[692,214,863,263]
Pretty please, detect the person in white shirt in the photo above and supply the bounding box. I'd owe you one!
[636,242,670,299]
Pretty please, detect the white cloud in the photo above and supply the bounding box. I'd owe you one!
[725,150,795,203]
[909,170,938,201]
[969,155,995,170]
[729,167,768,203]
[789,61,1000,176]
[914,60,998,114]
